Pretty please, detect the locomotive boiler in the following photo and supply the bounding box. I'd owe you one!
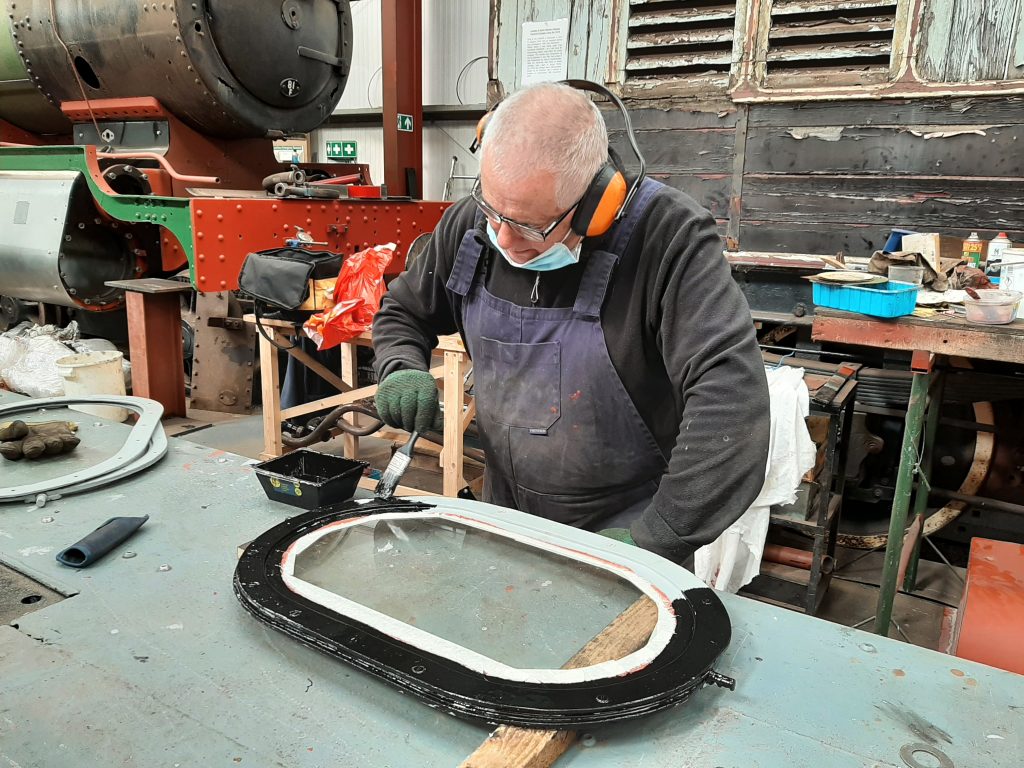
[0,0,444,316]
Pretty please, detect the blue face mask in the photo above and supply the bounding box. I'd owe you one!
[486,222,581,272]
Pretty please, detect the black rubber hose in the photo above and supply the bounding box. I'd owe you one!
[56,515,149,568]
[281,406,486,464]
[282,405,384,446]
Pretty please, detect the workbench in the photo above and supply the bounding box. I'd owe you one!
[244,316,474,496]
[812,308,1024,638]
[1,391,1021,767]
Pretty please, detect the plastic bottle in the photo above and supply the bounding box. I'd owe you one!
[987,232,1012,264]
[962,232,984,267]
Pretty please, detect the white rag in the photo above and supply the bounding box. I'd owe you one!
[694,365,817,593]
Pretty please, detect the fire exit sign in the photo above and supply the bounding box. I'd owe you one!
[326,140,358,160]
[397,114,414,132]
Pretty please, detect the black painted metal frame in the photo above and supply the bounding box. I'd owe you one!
[234,498,735,728]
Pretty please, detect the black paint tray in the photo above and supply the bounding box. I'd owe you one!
[254,449,368,509]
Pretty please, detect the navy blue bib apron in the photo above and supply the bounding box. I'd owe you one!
[446,180,667,530]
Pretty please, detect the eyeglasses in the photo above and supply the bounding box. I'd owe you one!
[471,177,578,243]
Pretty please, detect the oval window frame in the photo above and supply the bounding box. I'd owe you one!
[235,497,734,728]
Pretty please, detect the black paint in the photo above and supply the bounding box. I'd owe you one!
[234,499,735,728]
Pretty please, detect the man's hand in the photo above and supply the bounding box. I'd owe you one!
[374,370,443,433]
[597,528,636,547]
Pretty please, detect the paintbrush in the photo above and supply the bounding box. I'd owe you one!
[374,430,419,499]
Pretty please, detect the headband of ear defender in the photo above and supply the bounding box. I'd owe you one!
[472,79,646,238]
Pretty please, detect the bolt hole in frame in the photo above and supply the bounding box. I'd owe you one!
[234,497,734,727]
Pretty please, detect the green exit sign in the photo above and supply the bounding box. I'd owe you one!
[326,140,358,160]
[397,114,414,132]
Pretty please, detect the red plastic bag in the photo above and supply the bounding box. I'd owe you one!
[303,243,395,350]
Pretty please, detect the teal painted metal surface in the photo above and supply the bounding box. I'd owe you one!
[0,393,1022,767]
[874,367,931,636]
[0,145,195,278]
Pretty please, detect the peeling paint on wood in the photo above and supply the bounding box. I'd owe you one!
[768,18,896,40]
[646,173,734,219]
[765,41,893,63]
[919,0,1024,83]
[626,50,734,72]
[742,175,1024,229]
[746,96,1024,126]
[490,2,1024,258]
[609,128,735,173]
[785,126,844,140]
[747,122,1023,177]
[772,0,897,14]
[628,6,737,28]
[628,28,735,49]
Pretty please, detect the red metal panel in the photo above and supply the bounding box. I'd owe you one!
[812,312,1024,365]
[0,118,69,146]
[62,97,166,121]
[381,0,423,197]
[189,198,449,288]
[953,538,1024,675]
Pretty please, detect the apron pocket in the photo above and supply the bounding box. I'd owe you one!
[517,480,658,529]
[476,336,561,430]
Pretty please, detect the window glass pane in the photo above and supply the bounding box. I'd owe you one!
[291,515,643,670]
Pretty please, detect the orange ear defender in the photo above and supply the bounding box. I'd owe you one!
[470,110,492,154]
[471,79,646,238]
[571,163,628,237]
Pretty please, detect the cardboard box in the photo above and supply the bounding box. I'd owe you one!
[900,233,964,272]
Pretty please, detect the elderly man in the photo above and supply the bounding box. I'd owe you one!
[372,82,769,564]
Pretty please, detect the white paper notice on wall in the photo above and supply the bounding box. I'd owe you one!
[521,18,569,85]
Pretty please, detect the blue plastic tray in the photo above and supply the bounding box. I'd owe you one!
[812,280,919,318]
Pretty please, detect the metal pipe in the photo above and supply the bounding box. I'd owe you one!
[96,151,220,185]
[311,173,363,186]
[929,488,1024,516]
[761,544,835,573]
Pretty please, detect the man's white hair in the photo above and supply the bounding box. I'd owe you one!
[480,82,608,209]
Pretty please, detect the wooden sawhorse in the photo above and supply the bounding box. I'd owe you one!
[245,316,474,497]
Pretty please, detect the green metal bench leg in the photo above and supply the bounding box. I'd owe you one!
[903,372,944,591]
[874,353,933,636]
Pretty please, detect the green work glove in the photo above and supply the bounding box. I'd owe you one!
[597,528,636,547]
[375,369,443,433]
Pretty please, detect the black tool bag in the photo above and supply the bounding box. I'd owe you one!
[238,247,343,349]
[239,247,343,310]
